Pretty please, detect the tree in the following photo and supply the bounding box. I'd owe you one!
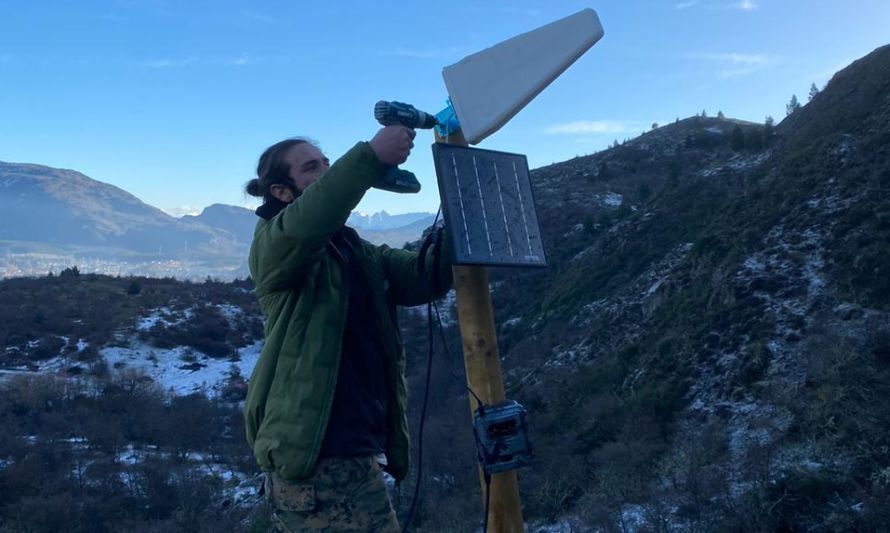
[701,109,708,118]
[637,181,651,201]
[808,82,820,102]
[651,122,659,130]
[745,128,764,151]
[763,116,775,146]
[126,281,142,296]
[731,125,746,151]
[786,94,801,116]
[598,161,610,179]
[668,160,680,187]
[717,110,725,119]
[60,266,80,278]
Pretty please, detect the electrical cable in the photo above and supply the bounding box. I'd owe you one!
[483,471,492,533]
[401,209,441,533]
[402,206,489,532]
[433,301,484,409]
[400,300,435,533]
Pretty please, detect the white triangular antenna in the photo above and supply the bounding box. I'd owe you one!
[442,8,604,145]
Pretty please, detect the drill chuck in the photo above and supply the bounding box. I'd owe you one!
[371,100,433,194]
[375,101,438,129]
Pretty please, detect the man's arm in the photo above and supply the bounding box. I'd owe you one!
[250,142,382,294]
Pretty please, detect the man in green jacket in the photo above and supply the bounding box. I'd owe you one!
[243,125,452,532]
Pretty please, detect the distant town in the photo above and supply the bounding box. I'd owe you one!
[0,251,248,281]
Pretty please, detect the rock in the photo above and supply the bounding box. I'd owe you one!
[834,303,863,320]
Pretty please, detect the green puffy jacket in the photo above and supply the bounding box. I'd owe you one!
[244,141,452,483]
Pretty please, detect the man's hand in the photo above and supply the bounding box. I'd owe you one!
[369,125,416,166]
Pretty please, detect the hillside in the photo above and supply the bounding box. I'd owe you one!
[460,43,890,531]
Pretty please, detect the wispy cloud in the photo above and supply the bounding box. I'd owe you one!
[680,0,758,10]
[221,54,252,66]
[163,205,202,217]
[544,120,645,135]
[688,52,777,78]
[468,6,541,17]
[383,47,467,59]
[139,55,288,69]
[240,9,276,24]
[694,52,769,65]
[141,57,198,69]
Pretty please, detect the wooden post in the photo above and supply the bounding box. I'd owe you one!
[435,130,524,532]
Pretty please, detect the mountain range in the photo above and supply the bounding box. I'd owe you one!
[0,164,434,278]
[0,162,238,257]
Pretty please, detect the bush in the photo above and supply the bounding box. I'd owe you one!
[29,334,66,360]
[59,266,80,278]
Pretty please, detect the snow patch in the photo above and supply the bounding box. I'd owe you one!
[646,279,663,296]
[527,519,583,533]
[702,151,770,177]
[135,307,179,331]
[216,304,242,321]
[100,340,261,397]
[603,192,623,207]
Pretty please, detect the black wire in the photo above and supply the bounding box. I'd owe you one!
[401,208,442,533]
[483,471,492,533]
[433,301,484,409]
[401,300,434,533]
[402,206,489,531]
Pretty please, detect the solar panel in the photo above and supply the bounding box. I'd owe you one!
[432,143,546,268]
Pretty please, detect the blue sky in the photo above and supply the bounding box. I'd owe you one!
[1,1,888,216]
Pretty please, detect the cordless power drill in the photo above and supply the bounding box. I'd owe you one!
[373,100,438,193]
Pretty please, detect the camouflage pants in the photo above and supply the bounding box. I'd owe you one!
[264,456,401,532]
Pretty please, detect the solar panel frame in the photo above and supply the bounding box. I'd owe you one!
[432,143,547,268]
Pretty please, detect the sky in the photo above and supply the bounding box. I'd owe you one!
[1,1,888,217]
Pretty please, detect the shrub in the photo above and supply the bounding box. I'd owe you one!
[29,334,66,360]
[59,266,80,278]
[127,281,142,295]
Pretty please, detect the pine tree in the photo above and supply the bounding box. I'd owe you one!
[745,128,764,151]
[763,116,775,146]
[731,125,746,151]
[126,281,142,295]
[668,160,680,187]
[808,82,820,102]
[717,110,725,119]
[651,122,659,130]
[786,95,801,116]
[638,181,651,201]
[701,109,708,118]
